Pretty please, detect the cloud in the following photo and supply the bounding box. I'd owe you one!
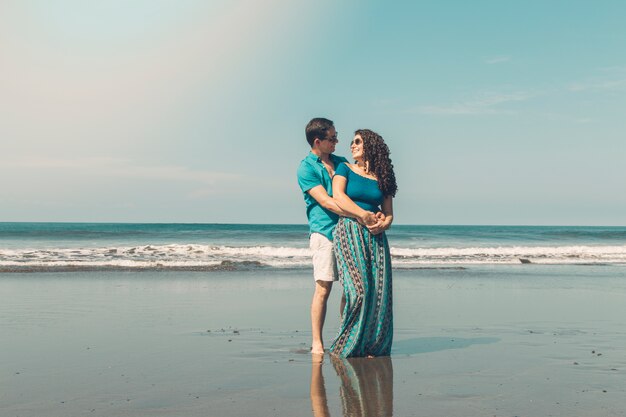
[598,65,626,73]
[412,91,534,115]
[485,55,511,65]
[4,156,242,185]
[2,155,290,200]
[568,78,626,92]
[568,66,626,92]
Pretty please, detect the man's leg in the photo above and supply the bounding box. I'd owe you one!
[309,232,338,354]
[311,280,332,354]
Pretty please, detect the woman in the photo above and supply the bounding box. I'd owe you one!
[329,129,397,358]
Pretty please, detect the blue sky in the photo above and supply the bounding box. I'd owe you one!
[1,1,625,225]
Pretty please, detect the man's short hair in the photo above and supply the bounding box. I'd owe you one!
[305,118,334,147]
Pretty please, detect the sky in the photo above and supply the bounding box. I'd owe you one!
[1,0,625,225]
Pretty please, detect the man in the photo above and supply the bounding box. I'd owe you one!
[297,117,377,354]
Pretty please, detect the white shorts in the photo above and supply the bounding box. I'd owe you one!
[309,233,338,282]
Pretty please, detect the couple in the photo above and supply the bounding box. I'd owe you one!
[297,117,397,358]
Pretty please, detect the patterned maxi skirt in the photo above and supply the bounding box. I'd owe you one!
[330,217,393,358]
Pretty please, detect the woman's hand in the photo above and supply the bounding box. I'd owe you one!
[367,210,392,235]
[366,219,385,235]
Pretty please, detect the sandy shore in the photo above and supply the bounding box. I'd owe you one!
[2,266,626,416]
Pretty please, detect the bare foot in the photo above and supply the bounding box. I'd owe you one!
[311,343,325,355]
[366,354,375,359]
[311,352,324,364]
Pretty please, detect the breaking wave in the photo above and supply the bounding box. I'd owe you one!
[1,243,626,272]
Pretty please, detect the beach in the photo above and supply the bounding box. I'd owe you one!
[5,1,626,414]
[2,264,626,417]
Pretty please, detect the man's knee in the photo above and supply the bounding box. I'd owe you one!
[314,281,332,299]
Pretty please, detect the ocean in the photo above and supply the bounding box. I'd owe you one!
[2,223,626,272]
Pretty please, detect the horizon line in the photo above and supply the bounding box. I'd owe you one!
[0,221,624,228]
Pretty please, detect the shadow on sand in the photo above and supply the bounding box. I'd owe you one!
[392,336,499,355]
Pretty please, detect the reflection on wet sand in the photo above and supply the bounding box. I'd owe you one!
[311,354,332,417]
[311,354,393,417]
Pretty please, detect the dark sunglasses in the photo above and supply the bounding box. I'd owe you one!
[320,135,338,143]
[350,138,363,146]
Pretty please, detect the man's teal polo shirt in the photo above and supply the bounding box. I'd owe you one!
[297,152,348,241]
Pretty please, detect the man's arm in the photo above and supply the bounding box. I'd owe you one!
[307,185,350,217]
[331,176,378,225]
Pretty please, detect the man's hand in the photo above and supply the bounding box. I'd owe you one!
[359,211,378,226]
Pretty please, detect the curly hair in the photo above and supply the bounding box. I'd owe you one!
[355,129,398,198]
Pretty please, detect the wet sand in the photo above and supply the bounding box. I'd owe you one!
[2,266,626,416]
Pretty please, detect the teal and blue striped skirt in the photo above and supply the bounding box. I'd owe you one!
[330,217,393,357]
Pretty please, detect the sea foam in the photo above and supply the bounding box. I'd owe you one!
[1,243,626,271]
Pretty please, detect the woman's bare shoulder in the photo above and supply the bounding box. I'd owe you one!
[345,164,378,181]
